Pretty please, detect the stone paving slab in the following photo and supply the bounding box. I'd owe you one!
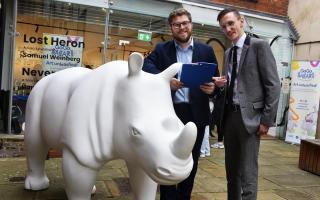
[298,186,320,199]
[265,173,320,187]
[257,177,283,191]
[274,188,320,200]
[256,191,286,200]
[0,139,320,200]
[0,184,35,200]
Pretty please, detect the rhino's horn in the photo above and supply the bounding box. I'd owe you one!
[160,63,182,81]
[128,52,144,77]
[172,122,197,159]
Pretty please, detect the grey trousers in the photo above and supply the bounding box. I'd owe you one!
[223,108,260,200]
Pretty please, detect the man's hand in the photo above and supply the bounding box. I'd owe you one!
[258,124,269,136]
[170,78,183,91]
[212,76,227,88]
[200,82,215,94]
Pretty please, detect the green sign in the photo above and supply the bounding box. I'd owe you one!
[138,30,152,42]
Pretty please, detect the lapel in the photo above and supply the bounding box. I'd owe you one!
[192,41,199,63]
[223,36,250,85]
[238,35,251,73]
[168,40,178,64]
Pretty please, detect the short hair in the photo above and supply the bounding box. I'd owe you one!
[168,8,192,24]
[217,8,241,22]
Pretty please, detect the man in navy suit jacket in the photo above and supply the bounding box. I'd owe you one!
[143,8,219,200]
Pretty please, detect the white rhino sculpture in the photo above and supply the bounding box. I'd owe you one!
[24,52,197,200]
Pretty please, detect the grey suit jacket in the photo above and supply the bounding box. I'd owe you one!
[222,36,281,134]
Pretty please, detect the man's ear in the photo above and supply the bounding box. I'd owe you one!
[239,16,245,28]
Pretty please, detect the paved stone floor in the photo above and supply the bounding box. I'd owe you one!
[0,139,320,200]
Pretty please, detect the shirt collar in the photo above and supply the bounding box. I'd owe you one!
[233,33,246,48]
[174,37,194,51]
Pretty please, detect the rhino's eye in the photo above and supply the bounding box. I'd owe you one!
[130,127,141,136]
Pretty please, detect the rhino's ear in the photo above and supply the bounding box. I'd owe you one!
[128,52,144,77]
[160,63,182,81]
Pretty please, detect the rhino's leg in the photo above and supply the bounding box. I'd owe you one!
[24,113,49,190]
[126,162,158,200]
[63,148,98,200]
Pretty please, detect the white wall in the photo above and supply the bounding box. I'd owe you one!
[288,0,320,60]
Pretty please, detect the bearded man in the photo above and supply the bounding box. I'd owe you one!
[143,8,219,200]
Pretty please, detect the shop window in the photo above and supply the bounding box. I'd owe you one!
[10,0,225,134]
[12,0,108,134]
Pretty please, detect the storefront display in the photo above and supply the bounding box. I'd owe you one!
[0,0,294,136]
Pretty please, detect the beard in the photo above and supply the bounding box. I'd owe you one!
[173,31,192,44]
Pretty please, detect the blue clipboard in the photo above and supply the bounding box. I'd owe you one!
[180,62,217,88]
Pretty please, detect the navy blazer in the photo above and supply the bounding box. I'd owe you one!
[143,40,219,127]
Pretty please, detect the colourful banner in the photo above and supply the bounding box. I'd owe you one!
[42,34,84,71]
[285,61,320,144]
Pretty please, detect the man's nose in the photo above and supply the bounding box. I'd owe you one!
[226,26,232,32]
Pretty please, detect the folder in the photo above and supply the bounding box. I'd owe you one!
[180,62,217,88]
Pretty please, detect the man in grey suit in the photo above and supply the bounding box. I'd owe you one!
[213,8,281,200]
